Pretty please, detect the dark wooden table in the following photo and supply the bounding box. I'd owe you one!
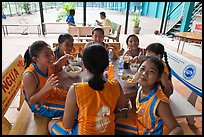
[57,59,137,101]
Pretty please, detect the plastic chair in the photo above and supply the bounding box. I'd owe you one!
[106,22,121,42]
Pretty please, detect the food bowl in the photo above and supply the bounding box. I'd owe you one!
[130,63,140,73]
[64,65,82,78]
[120,74,137,88]
[70,57,82,66]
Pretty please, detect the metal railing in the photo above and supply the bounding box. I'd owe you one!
[188,2,202,31]
[163,2,184,34]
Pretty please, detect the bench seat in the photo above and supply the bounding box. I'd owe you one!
[169,90,202,118]
[9,102,51,135]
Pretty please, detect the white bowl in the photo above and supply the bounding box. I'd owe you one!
[64,66,82,78]
[70,57,82,66]
[120,74,137,88]
[130,63,140,73]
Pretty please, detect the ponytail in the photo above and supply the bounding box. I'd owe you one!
[158,81,165,92]
[163,51,172,81]
[82,44,109,91]
[24,47,32,69]
[88,73,106,91]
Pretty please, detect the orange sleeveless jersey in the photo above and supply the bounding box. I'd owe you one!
[115,85,170,135]
[135,84,169,135]
[74,79,121,135]
[22,63,67,106]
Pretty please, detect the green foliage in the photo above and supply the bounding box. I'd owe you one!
[132,12,140,28]
[2,2,8,13]
[14,2,31,15]
[56,2,77,22]
[23,2,31,14]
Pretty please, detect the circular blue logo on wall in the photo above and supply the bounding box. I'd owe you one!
[183,65,196,80]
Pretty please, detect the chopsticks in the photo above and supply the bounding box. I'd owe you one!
[133,51,142,66]
[131,52,142,83]
[76,52,79,60]
[64,51,74,71]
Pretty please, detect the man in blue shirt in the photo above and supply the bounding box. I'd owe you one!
[66,9,76,26]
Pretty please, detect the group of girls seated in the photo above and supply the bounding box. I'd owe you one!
[21,26,183,135]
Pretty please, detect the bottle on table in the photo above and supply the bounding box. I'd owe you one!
[108,48,113,62]
[118,56,124,76]
[108,61,114,80]
[123,54,130,69]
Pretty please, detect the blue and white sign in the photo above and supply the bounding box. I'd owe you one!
[165,48,202,98]
[183,65,196,80]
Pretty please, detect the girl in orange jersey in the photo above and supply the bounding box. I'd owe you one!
[84,27,109,49]
[115,56,183,135]
[145,43,173,98]
[84,27,124,58]
[48,44,127,135]
[22,40,73,118]
[52,33,74,62]
[124,34,145,63]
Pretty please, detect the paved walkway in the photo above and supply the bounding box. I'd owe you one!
[2,7,161,35]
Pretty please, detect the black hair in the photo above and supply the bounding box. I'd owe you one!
[70,9,75,16]
[138,56,165,91]
[82,44,109,91]
[145,43,172,81]
[91,27,104,35]
[24,40,50,69]
[100,12,106,17]
[58,33,74,44]
[126,34,139,45]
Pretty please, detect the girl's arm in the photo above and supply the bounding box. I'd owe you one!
[62,85,78,129]
[157,101,184,135]
[161,72,173,98]
[23,73,58,104]
[117,48,125,56]
[115,81,128,110]
[53,54,73,73]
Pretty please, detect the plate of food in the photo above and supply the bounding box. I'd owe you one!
[120,73,137,88]
[64,65,82,78]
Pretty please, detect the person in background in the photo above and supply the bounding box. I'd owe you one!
[2,14,6,19]
[115,56,183,135]
[48,44,127,135]
[145,43,173,98]
[96,12,112,32]
[52,33,74,62]
[22,40,73,118]
[66,9,76,26]
[84,27,109,49]
[84,27,124,59]
[123,34,145,63]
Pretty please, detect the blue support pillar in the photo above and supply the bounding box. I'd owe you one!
[120,2,122,11]
[180,2,195,32]
[113,2,115,10]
